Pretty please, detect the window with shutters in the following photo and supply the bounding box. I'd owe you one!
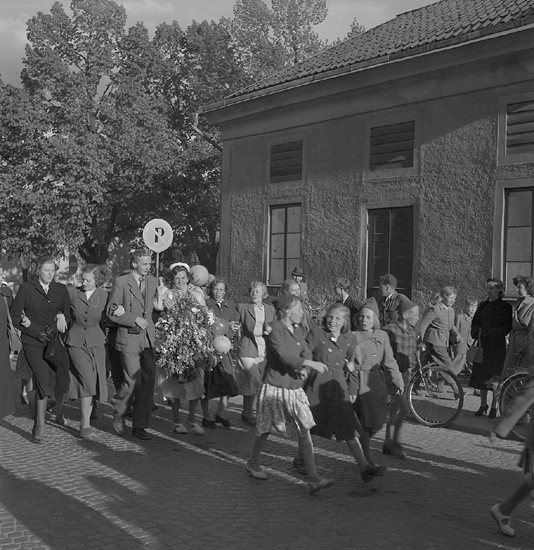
[364,116,419,178]
[270,141,303,183]
[268,204,301,286]
[503,187,534,296]
[498,94,534,165]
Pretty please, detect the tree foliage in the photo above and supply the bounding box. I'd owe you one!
[1,0,361,273]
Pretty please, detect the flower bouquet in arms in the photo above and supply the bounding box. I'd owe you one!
[155,295,217,383]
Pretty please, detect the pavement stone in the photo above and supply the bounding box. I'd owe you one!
[1,381,533,549]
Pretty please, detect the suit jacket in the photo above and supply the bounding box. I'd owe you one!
[420,302,460,347]
[206,297,239,339]
[378,291,411,327]
[66,287,108,349]
[106,272,158,352]
[237,302,275,358]
[10,280,71,348]
[336,295,361,330]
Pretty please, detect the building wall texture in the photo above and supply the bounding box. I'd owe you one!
[217,43,534,309]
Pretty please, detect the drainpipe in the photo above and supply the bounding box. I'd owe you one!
[193,111,222,152]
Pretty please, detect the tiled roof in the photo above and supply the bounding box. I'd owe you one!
[228,0,534,100]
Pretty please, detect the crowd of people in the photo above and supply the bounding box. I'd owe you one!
[0,251,532,529]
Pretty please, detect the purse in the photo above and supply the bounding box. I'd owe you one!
[44,330,70,370]
[466,341,483,363]
[3,296,22,353]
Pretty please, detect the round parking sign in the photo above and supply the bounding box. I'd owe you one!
[143,219,173,253]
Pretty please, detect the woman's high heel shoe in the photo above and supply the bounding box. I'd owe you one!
[475,405,488,417]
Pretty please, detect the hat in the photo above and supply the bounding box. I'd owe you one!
[291,267,305,277]
[272,293,302,312]
[169,262,190,273]
[398,299,418,315]
[360,297,379,318]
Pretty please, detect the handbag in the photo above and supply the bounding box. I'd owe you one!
[466,341,483,363]
[44,330,70,370]
[3,296,22,353]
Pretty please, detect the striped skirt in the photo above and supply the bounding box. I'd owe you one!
[256,383,315,439]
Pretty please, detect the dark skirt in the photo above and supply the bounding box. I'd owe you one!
[24,344,69,399]
[306,371,359,442]
[204,353,238,400]
[351,367,388,432]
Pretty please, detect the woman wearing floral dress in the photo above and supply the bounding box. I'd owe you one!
[155,263,214,435]
[245,294,335,495]
[348,298,404,467]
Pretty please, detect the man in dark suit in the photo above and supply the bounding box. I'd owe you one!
[107,249,161,440]
[378,274,411,328]
[334,277,361,330]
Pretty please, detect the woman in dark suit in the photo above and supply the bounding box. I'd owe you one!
[236,282,275,426]
[67,264,109,438]
[203,278,240,428]
[10,256,71,443]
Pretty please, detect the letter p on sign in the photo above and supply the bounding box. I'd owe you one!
[143,219,173,253]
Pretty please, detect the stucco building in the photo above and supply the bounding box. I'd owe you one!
[202,0,534,306]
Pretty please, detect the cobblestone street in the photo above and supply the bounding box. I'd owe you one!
[1,387,533,550]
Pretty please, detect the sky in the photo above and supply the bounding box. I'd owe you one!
[0,0,436,86]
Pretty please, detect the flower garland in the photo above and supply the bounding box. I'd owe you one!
[155,293,217,383]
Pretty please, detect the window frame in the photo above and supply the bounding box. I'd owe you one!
[364,113,421,180]
[498,92,534,166]
[265,199,304,288]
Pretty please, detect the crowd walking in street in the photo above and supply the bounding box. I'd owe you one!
[1,252,533,537]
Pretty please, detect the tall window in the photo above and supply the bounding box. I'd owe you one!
[269,204,301,285]
[504,188,534,296]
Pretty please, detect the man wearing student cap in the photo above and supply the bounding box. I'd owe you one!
[291,267,308,303]
[382,299,420,459]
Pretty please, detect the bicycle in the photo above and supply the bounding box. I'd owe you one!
[498,369,531,442]
[407,358,464,428]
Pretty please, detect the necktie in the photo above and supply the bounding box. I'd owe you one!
[139,276,146,297]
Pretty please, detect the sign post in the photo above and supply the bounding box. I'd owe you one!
[142,219,173,279]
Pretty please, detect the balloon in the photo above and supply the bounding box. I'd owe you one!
[213,335,231,354]
[212,318,229,336]
[190,265,209,287]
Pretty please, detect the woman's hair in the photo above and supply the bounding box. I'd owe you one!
[162,265,190,289]
[209,278,228,297]
[465,297,478,307]
[82,264,106,287]
[440,286,457,298]
[513,276,534,296]
[35,255,57,272]
[358,307,380,330]
[274,297,299,320]
[280,279,299,295]
[249,281,268,299]
[322,303,351,334]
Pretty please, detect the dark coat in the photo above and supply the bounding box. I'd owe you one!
[470,297,512,376]
[237,302,275,358]
[10,281,71,347]
[378,291,411,327]
[206,297,239,339]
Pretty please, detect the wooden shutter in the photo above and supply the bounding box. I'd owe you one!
[369,121,415,172]
[506,100,534,156]
[270,141,303,183]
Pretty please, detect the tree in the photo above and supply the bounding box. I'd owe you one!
[5,0,180,263]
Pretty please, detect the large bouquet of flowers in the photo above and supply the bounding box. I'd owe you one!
[155,294,217,383]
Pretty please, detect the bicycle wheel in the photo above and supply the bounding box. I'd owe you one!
[498,372,530,442]
[408,364,464,427]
